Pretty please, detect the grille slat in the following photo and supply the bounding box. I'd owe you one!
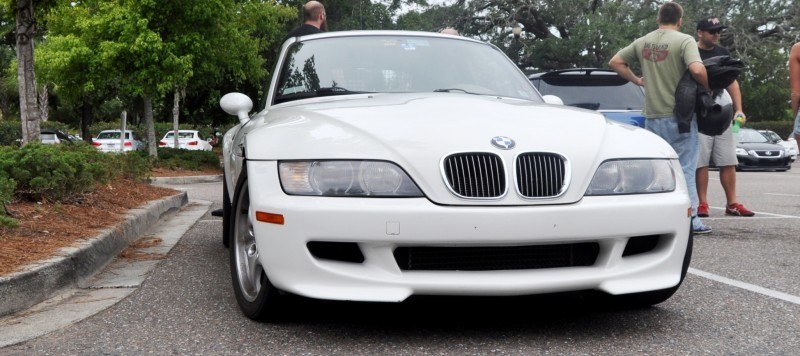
[516,153,566,198]
[394,243,600,271]
[443,153,505,198]
[443,152,566,199]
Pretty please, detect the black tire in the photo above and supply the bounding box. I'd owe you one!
[222,172,231,248]
[589,222,694,309]
[229,166,285,320]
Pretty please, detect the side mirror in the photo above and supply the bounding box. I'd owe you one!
[542,95,564,105]
[220,92,254,124]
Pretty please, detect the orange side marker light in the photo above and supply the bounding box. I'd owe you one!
[256,211,284,225]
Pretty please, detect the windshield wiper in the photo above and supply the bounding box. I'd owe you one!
[274,86,372,104]
[433,88,482,95]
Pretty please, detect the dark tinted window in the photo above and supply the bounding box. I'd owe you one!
[532,74,644,111]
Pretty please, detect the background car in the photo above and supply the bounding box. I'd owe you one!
[758,129,797,162]
[219,31,692,321]
[529,68,645,127]
[734,128,792,171]
[39,130,73,145]
[92,129,143,153]
[158,130,213,151]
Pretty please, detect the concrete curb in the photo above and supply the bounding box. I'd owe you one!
[150,174,222,185]
[0,192,189,317]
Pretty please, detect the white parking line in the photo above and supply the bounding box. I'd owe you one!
[765,193,800,197]
[701,207,800,219]
[198,219,222,223]
[689,268,800,306]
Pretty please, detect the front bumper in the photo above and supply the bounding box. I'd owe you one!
[736,154,791,170]
[246,161,691,302]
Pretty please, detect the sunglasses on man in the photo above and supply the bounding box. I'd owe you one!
[706,29,723,35]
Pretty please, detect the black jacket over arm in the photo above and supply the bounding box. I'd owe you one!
[673,56,745,134]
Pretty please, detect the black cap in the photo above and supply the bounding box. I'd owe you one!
[697,16,727,31]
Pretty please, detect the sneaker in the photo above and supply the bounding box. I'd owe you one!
[697,202,709,217]
[693,224,713,235]
[692,217,713,235]
[726,203,755,217]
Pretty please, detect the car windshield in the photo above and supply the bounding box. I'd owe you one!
[736,129,768,143]
[273,35,541,104]
[41,134,56,141]
[97,132,130,140]
[533,74,644,111]
[761,131,780,142]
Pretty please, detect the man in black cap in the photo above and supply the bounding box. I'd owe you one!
[694,15,755,219]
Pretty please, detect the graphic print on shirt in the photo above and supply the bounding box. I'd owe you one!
[642,42,669,62]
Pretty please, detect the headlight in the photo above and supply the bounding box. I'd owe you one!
[585,159,675,196]
[735,148,747,155]
[279,160,424,197]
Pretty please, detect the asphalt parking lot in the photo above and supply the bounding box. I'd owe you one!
[2,160,799,354]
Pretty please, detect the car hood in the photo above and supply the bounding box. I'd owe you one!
[738,142,784,151]
[244,93,677,205]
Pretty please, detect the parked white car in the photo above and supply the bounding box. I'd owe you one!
[158,130,213,151]
[39,130,72,145]
[92,130,143,153]
[220,31,692,320]
[758,130,798,162]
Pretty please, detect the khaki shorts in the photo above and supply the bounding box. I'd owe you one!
[697,123,738,167]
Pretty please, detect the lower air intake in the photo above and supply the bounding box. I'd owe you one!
[394,243,599,271]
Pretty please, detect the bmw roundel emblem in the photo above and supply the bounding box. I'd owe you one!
[490,136,515,150]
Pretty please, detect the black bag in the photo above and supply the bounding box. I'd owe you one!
[697,56,744,136]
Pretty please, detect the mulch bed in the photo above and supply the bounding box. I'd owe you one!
[0,179,178,276]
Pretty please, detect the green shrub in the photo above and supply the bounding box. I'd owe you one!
[747,121,795,139]
[0,168,17,226]
[0,142,149,201]
[0,215,17,228]
[0,120,21,146]
[154,147,220,171]
[113,150,152,181]
[7,143,93,200]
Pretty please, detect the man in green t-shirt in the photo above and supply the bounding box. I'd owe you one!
[608,1,713,234]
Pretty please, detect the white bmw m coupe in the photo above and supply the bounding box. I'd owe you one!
[220,31,692,320]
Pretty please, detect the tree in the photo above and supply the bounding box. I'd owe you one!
[0,6,18,121]
[14,0,38,144]
[205,0,295,115]
[2,0,57,145]
[448,0,800,121]
[37,2,117,141]
[396,3,465,32]
[448,0,657,70]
